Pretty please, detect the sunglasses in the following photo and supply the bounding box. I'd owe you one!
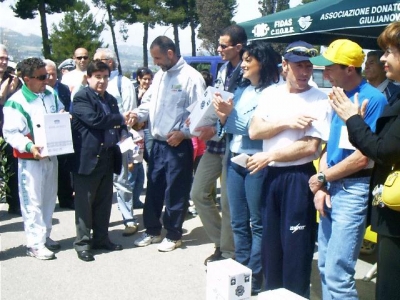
[219,44,236,50]
[30,74,49,81]
[285,46,318,57]
[76,56,89,60]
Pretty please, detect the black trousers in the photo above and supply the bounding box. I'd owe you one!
[376,234,400,300]
[4,144,20,210]
[73,150,114,251]
[57,154,74,207]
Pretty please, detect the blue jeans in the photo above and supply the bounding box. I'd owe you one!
[227,158,263,292]
[318,177,369,300]
[128,162,144,205]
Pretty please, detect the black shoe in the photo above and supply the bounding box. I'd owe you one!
[8,206,22,216]
[133,200,144,209]
[92,241,123,251]
[204,247,222,266]
[77,250,94,262]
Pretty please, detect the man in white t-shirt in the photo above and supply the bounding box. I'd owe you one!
[247,41,330,298]
[61,47,89,100]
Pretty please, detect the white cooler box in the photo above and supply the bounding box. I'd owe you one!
[206,258,252,300]
[258,288,307,299]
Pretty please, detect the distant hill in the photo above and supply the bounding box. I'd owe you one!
[0,27,147,74]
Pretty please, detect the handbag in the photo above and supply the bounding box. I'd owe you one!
[381,167,400,211]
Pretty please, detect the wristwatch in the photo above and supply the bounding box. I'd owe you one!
[317,172,326,184]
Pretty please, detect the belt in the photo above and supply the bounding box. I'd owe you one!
[343,168,373,179]
[231,152,253,157]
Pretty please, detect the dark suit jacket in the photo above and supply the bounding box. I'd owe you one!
[55,81,71,112]
[71,87,127,176]
[346,94,400,237]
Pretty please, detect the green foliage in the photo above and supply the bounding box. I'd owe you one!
[0,137,13,200]
[104,0,159,66]
[12,0,75,18]
[196,0,237,55]
[49,0,106,65]
[258,0,290,16]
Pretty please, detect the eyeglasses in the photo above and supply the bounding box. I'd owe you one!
[76,56,89,60]
[285,46,318,57]
[0,56,9,62]
[30,74,49,81]
[218,44,236,50]
[100,58,110,62]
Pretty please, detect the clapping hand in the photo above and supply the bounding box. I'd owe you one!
[329,86,368,121]
[213,92,233,125]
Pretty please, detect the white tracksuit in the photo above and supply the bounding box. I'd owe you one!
[3,85,64,249]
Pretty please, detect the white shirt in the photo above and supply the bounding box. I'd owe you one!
[61,69,86,100]
[255,84,331,166]
[106,70,137,113]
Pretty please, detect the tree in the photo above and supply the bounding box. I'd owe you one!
[258,0,289,15]
[92,0,124,74]
[49,1,105,65]
[157,0,189,57]
[11,0,76,58]
[196,0,236,55]
[110,0,158,67]
[182,0,200,56]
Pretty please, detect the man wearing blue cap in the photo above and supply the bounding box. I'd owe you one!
[308,39,387,300]
[247,41,331,297]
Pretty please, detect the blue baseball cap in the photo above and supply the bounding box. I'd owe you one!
[283,41,318,63]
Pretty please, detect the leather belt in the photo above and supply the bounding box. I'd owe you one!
[343,168,373,179]
[231,152,253,157]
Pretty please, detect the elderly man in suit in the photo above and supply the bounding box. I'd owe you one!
[70,60,134,262]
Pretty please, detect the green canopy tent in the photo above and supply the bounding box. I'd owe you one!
[239,0,400,49]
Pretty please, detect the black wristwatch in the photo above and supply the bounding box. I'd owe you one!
[317,172,326,184]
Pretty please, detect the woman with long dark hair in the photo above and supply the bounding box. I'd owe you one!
[213,40,279,295]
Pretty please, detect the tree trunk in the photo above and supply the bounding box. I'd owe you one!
[143,22,149,67]
[106,3,122,75]
[38,0,51,58]
[173,24,180,57]
[190,19,196,56]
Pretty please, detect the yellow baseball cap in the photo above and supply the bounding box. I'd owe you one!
[310,39,365,67]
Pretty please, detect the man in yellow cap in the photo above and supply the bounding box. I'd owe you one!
[308,39,387,300]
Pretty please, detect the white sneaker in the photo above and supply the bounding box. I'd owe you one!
[27,246,55,260]
[134,232,162,247]
[157,238,182,252]
[45,237,61,251]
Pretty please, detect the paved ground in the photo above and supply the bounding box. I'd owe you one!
[0,196,377,300]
